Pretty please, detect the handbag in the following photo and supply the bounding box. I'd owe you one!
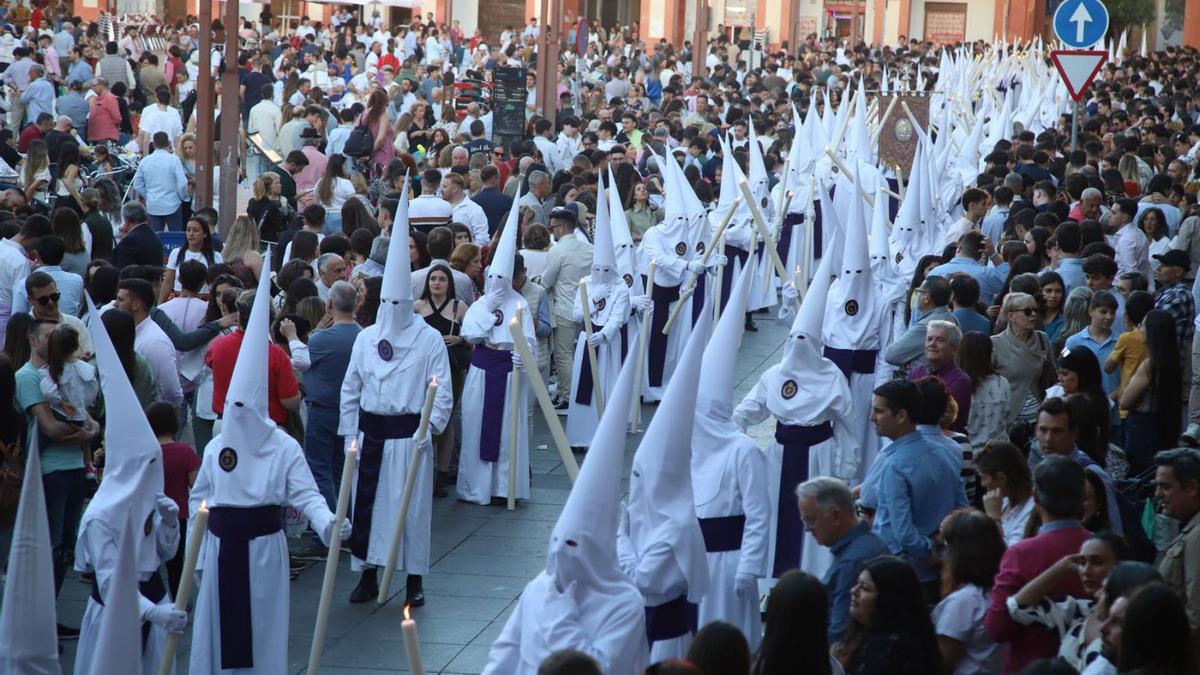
[1036,331,1058,394]
[447,301,472,371]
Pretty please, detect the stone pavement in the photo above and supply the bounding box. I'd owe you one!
[56,311,791,674]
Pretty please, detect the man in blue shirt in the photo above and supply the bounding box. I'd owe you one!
[927,231,1009,305]
[1054,222,1087,294]
[797,476,888,642]
[131,132,189,232]
[19,63,55,126]
[285,280,361,557]
[869,379,963,599]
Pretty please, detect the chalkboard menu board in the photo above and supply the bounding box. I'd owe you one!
[492,66,527,154]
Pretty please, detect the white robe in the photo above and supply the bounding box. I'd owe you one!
[339,319,453,573]
[482,572,647,674]
[691,423,770,651]
[456,295,537,505]
[637,228,695,402]
[734,364,857,584]
[74,515,179,675]
[616,527,693,663]
[565,278,631,447]
[187,428,336,675]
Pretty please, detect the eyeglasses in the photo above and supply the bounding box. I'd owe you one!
[1014,307,1038,316]
[33,292,60,306]
[493,150,503,156]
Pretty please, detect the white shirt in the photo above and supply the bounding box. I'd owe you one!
[0,237,30,309]
[138,104,184,146]
[134,316,183,407]
[933,584,1001,675]
[999,496,1035,546]
[166,248,223,292]
[248,99,283,150]
[451,197,490,245]
[1115,222,1152,281]
[320,177,357,212]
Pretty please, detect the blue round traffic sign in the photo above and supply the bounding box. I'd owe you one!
[1053,0,1110,49]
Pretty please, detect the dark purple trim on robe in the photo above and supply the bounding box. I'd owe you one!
[690,268,707,324]
[771,421,833,578]
[208,505,286,670]
[471,344,513,462]
[644,594,699,644]
[574,323,629,406]
[887,177,900,223]
[90,571,166,650]
[719,244,750,311]
[350,411,421,561]
[822,346,880,381]
[777,212,798,271]
[647,282,681,388]
[699,514,746,553]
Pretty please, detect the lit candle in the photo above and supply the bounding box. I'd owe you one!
[157,500,209,675]
[402,605,426,675]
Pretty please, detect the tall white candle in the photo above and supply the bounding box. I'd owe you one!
[402,605,426,675]
[157,500,208,675]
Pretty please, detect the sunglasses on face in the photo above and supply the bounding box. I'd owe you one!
[1014,307,1037,316]
[34,292,60,306]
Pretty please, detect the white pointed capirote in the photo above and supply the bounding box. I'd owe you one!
[851,75,871,163]
[78,295,165,573]
[591,171,618,293]
[827,166,877,344]
[869,187,906,302]
[0,435,61,675]
[219,249,276,454]
[627,298,713,604]
[656,150,691,246]
[697,253,754,416]
[807,88,829,151]
[487,180,522,296]
[377,175,413,335]
[89,515,143,675]
[789,244,835,353]
[606,165,642,295]
[746,122,773,224]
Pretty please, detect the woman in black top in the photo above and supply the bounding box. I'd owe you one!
[842,557,942,675]
[754,570,834,675]
[415,264,468,497]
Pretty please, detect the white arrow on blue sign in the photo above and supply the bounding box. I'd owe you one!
[1053,0,1110,49]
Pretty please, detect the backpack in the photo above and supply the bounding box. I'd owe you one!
[343,114,374,158]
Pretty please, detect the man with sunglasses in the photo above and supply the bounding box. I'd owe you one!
[25,271,92,356]
[11,235,83,318]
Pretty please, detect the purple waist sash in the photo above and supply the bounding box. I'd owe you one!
[822,346,879,381]
[647,282,681,388]
[699,514,746,553]
[208,505,286,670]
[771,421,834,578]
[350,411,420,561]
[574,322,628,406]
[644,594,698,643]
[471,344,513,462]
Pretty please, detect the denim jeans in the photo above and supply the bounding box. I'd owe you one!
[304,405,343,511]
[322,212,344,236]
[43,468,86,595]
[149,206,184,232]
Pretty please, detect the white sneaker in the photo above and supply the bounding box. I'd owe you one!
[1181,424,1200,447]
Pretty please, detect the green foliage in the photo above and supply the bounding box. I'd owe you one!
[1104,0,1158,34]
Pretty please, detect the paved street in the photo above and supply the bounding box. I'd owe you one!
[57,310,791,674]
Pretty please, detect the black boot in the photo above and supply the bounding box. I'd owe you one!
[434,470,449,498]
[349,567,378,603]
[744,313,758,332]
[406,574,425,607]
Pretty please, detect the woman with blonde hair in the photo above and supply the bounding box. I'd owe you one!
[175,132,198,180]
[21,138,50,205]
[247,171,291,242]
[223,214,261,266]
[991,291,1057,425]
[449,242,482,299]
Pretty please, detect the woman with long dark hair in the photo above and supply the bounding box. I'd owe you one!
[355,275,382,327]
[2,313,33,368]
[687,621,751,675]
[1025,227,1052,269]
[976,441,1035,545]
[78,188,114,261]
[316,154,355,232]
[361,88,397,168]
[161,216,222,302]
[54,141,84,213]
[1116,583,1197,675]
[841,557,941,674]
[934,509,1006,674]
[958,333,1010,454]
[99,308,158,409]
[1119,309,1182,475]
[753,570,835,675]
[1038,271,1066,345]
[415,265,469,497]
[51,207,90,275]
[1051,347,1111,468]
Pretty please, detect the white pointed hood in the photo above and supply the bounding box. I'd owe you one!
[817,178,845,275]
[377,176,414,335]
[78,296,164,574]
[808,88,830,151]
[220,249,277,454]
[546,343,641,596]
[851,75,871,163]
[782,247,839,383]
[890,145,925,278]
[89,515,142,675]
[0,436,61,675]
[869,186,906,303]
[590,171,617,293]
[627,298,712,604]
[746,122,773,221]
[824,166,879,350]
[692,257,754,506]
[668,146,709,252]
[656,150,692,250]
[714,134,752,246]
[486,182,522,298]
[605,166,642,295]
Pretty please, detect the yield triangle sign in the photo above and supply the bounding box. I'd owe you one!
[1050,50,1108,101]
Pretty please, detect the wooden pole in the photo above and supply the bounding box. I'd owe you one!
[738,179,789,282]
[376,380,439,604]
[508,307,580,480]
[156,503,209,675]
[578,279,605,418]
[506,369,521,511]
[630,260,655,433]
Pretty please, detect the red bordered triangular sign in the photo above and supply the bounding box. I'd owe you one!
[1050,50,1108,101]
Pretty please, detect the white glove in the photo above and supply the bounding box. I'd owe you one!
[781,282,799,306]
[707,254,728,269]
[587,332,605,347]
[633,295,653,313]
[686,260,707,276]
[511,351,524,369]
[144,604,189,634]
[155,495,179,522]
[320,516,352,547]
[735,574,757,599]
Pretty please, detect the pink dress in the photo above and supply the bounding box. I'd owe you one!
[361,111,395,170]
